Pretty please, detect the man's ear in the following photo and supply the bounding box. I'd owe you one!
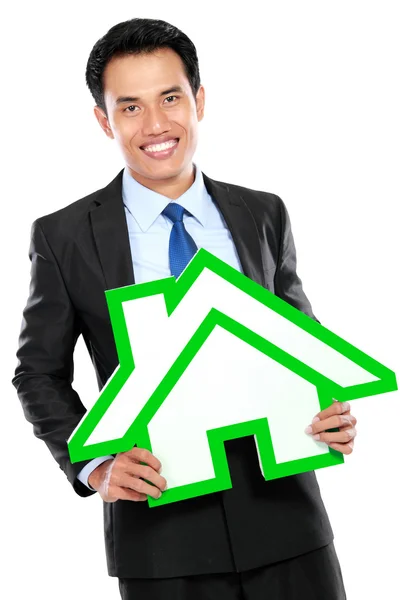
[94,105,114,139]
[196,85,205,122]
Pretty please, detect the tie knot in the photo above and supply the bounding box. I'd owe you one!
[162,202,187,224]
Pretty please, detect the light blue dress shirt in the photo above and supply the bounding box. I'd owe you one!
[77,162,244,490]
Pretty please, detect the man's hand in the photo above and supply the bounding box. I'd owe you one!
[305,399,357,455]
[88,448,168,502]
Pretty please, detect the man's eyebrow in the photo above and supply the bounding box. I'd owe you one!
[115,86,185,105]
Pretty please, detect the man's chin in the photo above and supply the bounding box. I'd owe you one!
[126,164,184,182]
[128,155,192,180]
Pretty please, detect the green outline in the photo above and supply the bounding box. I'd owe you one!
[68,249,398,507]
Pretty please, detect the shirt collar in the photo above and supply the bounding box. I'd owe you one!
[122,162,208,232]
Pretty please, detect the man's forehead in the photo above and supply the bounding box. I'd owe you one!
[104,53,189,97]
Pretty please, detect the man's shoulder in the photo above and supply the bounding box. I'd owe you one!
[37,190,98,226]
[207,173,284,216]
[35,179,112,226]
[33,170,123,237]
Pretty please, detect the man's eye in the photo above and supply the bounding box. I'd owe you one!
[124,96,178,113]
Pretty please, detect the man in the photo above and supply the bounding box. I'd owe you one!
[12,17,357,600]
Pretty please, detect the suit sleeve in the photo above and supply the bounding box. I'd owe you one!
[273,196,321,324]
[11,219,97,497]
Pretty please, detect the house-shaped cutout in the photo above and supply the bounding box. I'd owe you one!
[68,249,397,508]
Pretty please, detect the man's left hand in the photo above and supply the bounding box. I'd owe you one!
[305,400,357,455]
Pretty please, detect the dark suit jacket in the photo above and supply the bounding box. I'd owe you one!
[12,168,334,579]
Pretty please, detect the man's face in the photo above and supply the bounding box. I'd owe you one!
[95,47,205,184]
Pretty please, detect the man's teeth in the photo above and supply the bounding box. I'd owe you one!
[143,139,178,152]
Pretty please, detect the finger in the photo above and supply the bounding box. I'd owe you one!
[311,427,357,444]
[124,447,162,473]
[313,400,352,422]
[116,471,164,499]
[306,413,356,435]
[102,461,165,500]
[326,439,355,455]
[126,462,167,492]
[113,454,167,494]
[333,399,354,418]
[328,398,357,422]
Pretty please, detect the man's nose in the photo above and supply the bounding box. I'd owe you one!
[142,105,170,135]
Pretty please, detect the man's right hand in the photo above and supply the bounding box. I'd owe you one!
[88,448,167,502]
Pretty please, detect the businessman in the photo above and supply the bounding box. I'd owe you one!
[12,17,357,599]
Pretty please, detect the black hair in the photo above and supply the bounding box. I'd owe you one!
[85,18,201,115]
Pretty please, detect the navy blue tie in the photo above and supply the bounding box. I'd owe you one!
[162,202,198,278]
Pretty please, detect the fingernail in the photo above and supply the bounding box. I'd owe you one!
[312,416,320,424]
[347,429,356,439]
[312,434,321,440]
[305,425,313,434]
[341,401,351,413]
[342,415,354,425]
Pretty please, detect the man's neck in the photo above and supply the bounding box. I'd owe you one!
[127,163,196,200]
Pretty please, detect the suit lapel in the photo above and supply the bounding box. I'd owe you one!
[202,171,265,287]
[89,167,265,291]
[89,169,135,291]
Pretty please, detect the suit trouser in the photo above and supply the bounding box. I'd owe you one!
[118,541,347,599]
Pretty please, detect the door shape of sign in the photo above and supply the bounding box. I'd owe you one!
[68,249,397,507]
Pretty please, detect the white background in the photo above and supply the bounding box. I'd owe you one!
[1,1,399,598]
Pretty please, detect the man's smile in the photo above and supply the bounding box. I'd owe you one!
[140,137,180,159]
